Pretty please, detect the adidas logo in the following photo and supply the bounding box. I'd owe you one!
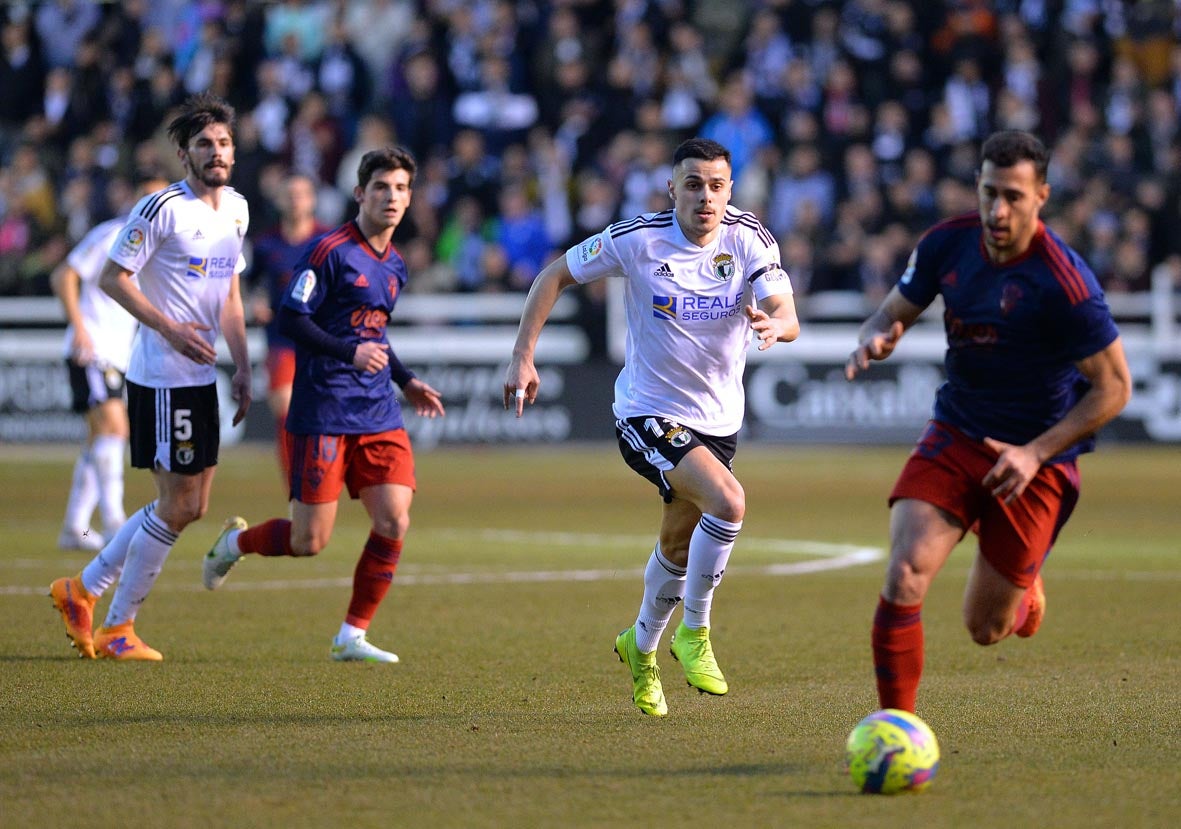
[653,262,674,279]
[354,274,369,288]
[193,229,204,240]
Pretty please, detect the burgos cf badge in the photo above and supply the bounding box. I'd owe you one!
[712,252,735,281]
[665,425,691,447]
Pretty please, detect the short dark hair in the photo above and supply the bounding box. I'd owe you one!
[673,137,731,169]
[357,146,417,190]
[167,92,236,149]
[980,130,1049,182]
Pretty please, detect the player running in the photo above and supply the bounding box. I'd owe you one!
[845,130,1132,713]
[504,137,800,716]
[202,146,444,663]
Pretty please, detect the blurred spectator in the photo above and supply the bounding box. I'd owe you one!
[700,73,775,180]
[389,51,454,164]
[34,0,100,69]
[493,184,552,290]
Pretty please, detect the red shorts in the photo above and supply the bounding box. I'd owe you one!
[266,346,296,392]
[288,429,416,504]
[889,421,1080,589]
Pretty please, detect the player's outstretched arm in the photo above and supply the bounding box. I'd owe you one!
[503,256,578,416]
[746,292,800,351]
[99,258,217,364]
[845,287,925,380]
[982,337,1132,503]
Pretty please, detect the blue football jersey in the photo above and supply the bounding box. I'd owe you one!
[249,223,326,349]
[898,213,1119,461]
[282,221,408,435]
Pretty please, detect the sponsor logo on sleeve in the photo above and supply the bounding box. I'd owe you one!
[578,235,604,263]
[900,249,917,284]
[116,226,145,259]
[292,269,317,303]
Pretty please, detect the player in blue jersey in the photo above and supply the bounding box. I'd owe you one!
[845,130,1132,713]
[247,173,326,480]
[203,147,445,663]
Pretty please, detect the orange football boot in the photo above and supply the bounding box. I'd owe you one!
[1014,573,1045,638]
[94,622,164,661]
[49,574,98,659]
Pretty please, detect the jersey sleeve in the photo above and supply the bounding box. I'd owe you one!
[108,195,170,273]
[565,228,625,284]
[895,229,944,308]
[283,248,330,315]
[739,213,794,301]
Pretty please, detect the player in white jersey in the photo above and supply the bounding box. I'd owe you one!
[504,138,800,716]
[51,177,169,552]
[50,94,252,661]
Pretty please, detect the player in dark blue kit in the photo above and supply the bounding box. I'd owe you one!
[203,147,444,663]
[247,173,326,479]
[845,131,1132,713]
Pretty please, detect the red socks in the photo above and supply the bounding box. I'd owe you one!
[237,519,293,557]
[871,596,924,713]
[345,533,402,628]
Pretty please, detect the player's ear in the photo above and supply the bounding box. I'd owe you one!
[354,185,364,204]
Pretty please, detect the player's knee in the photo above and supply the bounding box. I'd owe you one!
[884,559,931,605]
[372,514,409,540]
[709,480,745,523]
[290,534,327,557]
[964,612,1008,646]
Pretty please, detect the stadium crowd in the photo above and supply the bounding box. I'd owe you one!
[1,0,1180,323]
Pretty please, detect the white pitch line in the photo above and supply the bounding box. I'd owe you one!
[0,533,884,596]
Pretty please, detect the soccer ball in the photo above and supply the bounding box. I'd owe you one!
[845,709,940,794]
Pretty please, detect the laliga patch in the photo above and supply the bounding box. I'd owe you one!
[900,248,918,284]
[291,269,317,303]
[578,235,603,263]
[115,224,146,259]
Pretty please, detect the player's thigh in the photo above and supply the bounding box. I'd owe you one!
[288,434,348,504]
[126,382,220,474]
[290,498,340,556]
[962,552,1027,640]
[662,445,744,520]
[344,429,416,498]
[359,483,414,540]
[975,461,1078,590]
[88,398,129,437]
[883,498,964,603]
[615,415,739,512]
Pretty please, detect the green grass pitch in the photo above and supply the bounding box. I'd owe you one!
[1,442,1178,828]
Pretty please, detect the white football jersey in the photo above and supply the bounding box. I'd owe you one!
[108,181,249,388]
[567,206,793,435]
[62,216,138,372]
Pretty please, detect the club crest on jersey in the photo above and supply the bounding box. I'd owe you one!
[292,269,317,303]
[578,235,604,263]
[712,253,735,281]
[665,425,691,447]
[1000,280,1024,315]
[652,295,677,321]
[116,226,145,258]
[176,442,195,466]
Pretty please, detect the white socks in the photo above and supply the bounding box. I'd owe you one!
[103,510,178,628]
[62,437,126,537]
[682,514,741,630]
[80,501,155,596]
[336,622,366,644]
[634,545,686,653]
[62,450,99,535]
[90,435,127,533]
